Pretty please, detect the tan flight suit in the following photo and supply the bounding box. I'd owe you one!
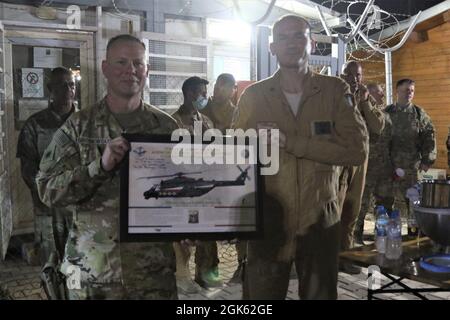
[200,98,236,133]
[201,98,247,280]
[171,104,219,285]
[339,95,384,250]
[233,69,369,300]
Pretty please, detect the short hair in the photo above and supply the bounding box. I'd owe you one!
[396,78,415,88]
[367,83,381,91]
[182,76,209,96]
[48,67,73,89]
[216,73,236,87]
[342,60,361,75]
[106,34,146,53]
[50,67,72,81]
[272,15,311,38]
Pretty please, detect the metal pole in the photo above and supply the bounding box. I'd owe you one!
[331,36,346,76]
[250,25,257,81]
[385,51,393,105]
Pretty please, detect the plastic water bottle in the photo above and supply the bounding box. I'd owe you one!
[386,210,403,260]
[375,206,389,254]
[406,184,421,237]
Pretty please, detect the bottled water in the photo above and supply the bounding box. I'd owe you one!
[406,184,421,237]
[386,210,403,260]
[374,206,389,254]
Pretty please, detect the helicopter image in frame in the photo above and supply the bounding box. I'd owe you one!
[139,166,251,199]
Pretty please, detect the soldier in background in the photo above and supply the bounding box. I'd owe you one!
[353,83,392,245]
[36,34,179,299]
[172,76,222,293]
[200,73,245,283]
[200,73,237,133]
[382,79,436,218]
[338,62,385,274]
[17,67,76,265]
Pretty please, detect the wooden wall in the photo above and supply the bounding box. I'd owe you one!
[359,20,450,171]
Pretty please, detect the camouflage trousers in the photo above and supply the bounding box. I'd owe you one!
[34,209,72,265]
[380,169,419,217]
[174,241,219,278]
[354,165,394,237]
[34,215,56,266]
[67,281,178,300]
[67,242,178,300]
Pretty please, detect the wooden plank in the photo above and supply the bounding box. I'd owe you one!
[409,31,428,43]
[414,11,448,32]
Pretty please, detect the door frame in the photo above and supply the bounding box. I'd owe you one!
[2,28,96,240]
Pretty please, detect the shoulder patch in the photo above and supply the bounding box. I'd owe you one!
[52,129,72,147]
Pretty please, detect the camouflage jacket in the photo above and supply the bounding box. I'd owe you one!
[17,106,74,214]
[36,98,179,284]
[385,103,436,170]
[172,103,213,133]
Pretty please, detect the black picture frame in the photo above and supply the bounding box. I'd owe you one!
[120,133,263,242]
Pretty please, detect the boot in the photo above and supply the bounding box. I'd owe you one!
[195,266,223,288]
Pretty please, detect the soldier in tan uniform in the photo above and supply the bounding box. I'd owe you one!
[354,83,391,245]
[171,76,222,293]
[200,73,237,133]
[37,35,179,299]
[200,73,246,283]
[17,67,75,265]
[233,15,368,300]
[338,62,385,274]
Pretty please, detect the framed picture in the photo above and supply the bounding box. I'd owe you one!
[120,133,263,242]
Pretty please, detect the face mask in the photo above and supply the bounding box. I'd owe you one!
[193,96,208,110]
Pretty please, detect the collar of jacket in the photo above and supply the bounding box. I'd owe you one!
[207,97,235,110]
[391,102,416,113]
[93,97,159,137]
[266,69,321,112]
[48,103,75,123]
[178,103,200,116]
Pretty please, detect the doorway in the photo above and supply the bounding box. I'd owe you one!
[0,27,95,257]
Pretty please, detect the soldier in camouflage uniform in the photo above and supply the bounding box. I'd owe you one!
[36,35,179,299]
[354,83,393,245]
[17,67,75,265]
[171,76,222,293]
[381,78,436,216]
